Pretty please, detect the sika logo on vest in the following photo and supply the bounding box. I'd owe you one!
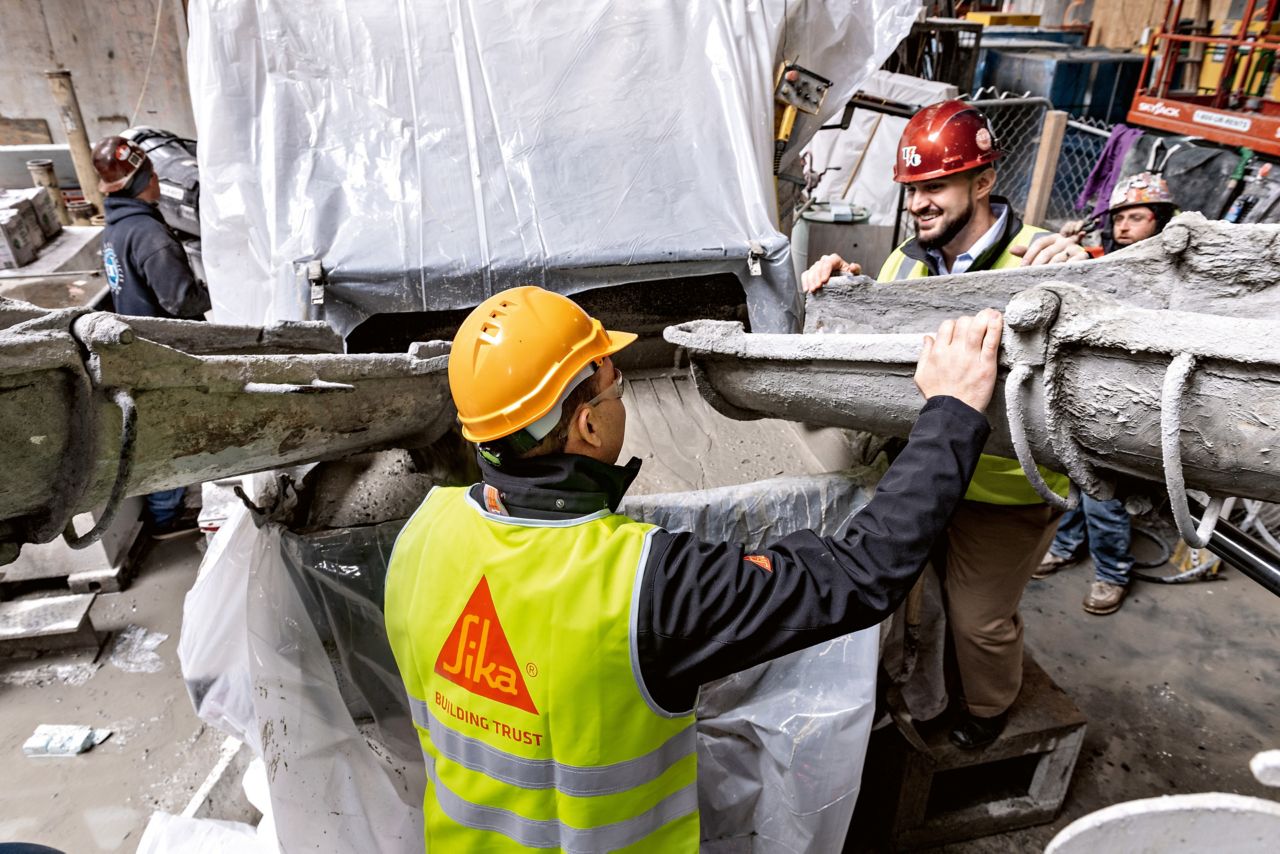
[435,576,538,715]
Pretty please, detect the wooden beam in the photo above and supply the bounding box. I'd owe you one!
[1025,110,1068,227]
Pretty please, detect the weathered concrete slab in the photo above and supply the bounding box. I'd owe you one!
[805,213,1280,335]
[0,592,99,653]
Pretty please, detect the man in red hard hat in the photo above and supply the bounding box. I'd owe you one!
[92,135,208,320]
[92,135,209,537]
[800,100,1087,750]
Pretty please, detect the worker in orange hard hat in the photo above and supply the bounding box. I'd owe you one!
[800,99,1088,751]
[92,134,209,539]
[385,285,1005,849]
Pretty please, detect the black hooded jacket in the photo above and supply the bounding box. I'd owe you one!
[102,197,210,319]
[469,396,990,714]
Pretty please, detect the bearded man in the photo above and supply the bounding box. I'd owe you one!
[800,100,1086,749]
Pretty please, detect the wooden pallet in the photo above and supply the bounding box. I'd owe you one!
[848,655,1086,851]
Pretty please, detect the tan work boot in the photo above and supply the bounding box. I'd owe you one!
[1083,581,1127,615]
[1033,551,1075,579]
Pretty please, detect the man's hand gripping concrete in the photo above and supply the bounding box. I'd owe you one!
[913,309,1003,413]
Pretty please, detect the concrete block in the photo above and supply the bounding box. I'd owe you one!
[0,497,143,595]
[0,592,101,654]
[849,655,1087,850]
[0,206,39,269]
[3,187,63,238]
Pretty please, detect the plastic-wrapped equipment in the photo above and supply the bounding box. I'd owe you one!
[180,472,879,852]
[187,0,921,337]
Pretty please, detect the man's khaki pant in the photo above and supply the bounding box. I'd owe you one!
[941,500,1062,718]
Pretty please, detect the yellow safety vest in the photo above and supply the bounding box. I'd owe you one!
[385,487,699,852]
[878,224,1072,505]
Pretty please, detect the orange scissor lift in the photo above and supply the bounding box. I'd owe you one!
[1128,0,1280,157]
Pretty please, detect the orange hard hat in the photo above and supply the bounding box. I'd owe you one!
[893,99,1002,183]
[91,136,149,194]
[449,286,637,444]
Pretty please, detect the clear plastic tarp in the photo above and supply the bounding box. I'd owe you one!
[802,71,959,227]
[180,472,879,852]
[187,0,921,337]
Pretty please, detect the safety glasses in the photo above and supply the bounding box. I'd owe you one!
[585,367,624,407]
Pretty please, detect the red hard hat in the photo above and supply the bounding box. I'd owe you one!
[91,136,149,194]
[893,99,1003,183]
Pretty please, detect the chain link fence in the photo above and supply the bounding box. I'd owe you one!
[966,90,1116,231]
[888,91,1117,240]
[1049,115,1114,230]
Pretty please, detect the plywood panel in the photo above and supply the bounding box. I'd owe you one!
[1089,0,1235,49]
[0,0,195,148]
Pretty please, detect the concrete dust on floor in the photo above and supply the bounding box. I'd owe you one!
[929,556,1280,853]
[2,485,1277,853]
[0,538,221,853]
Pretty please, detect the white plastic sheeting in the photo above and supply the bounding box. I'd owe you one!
[178,505,424,853]
[187,0,921,337]
[802,71,958,227]
[180,472,879,852]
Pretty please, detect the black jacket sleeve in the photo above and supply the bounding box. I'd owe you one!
[137,227,210,319]
[634,395,990,713]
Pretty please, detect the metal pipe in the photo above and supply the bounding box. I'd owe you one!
[66,202,95,226]
[25,159,71,225]
[1160,0,1189,97]
[666,284,1280,506]
[0,309,455,552]
[44,70,105,214]
[1194,501,1280,598]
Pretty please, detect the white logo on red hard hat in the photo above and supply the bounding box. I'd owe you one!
[975,128,993,151]
[901,146,921,167]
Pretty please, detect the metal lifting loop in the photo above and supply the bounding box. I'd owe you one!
[63,388,138,550]
[1005,364,1079,511]
[1161,353,1224,548]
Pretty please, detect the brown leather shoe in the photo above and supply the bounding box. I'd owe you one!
[1083,581,1127,615]
[1033,551,1075,579]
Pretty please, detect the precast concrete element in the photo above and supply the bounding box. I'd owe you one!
[804,213,1280,335]
[665,284,1280,518]
[0,299,454,564]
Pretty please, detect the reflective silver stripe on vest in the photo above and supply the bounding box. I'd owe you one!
[893,254,920,280]
[426,752,698,853]
[409,694,695,797]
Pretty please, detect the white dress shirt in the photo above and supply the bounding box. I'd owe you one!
[925,203,1009,276]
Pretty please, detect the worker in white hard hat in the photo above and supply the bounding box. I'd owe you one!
[1060,171,1179,256]
[384,284,1002,851]
[1039,172,1179,615]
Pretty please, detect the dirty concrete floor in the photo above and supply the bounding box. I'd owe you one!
[931,556,1280,852]
[0,537,220,853]
[0,516,1276,854]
